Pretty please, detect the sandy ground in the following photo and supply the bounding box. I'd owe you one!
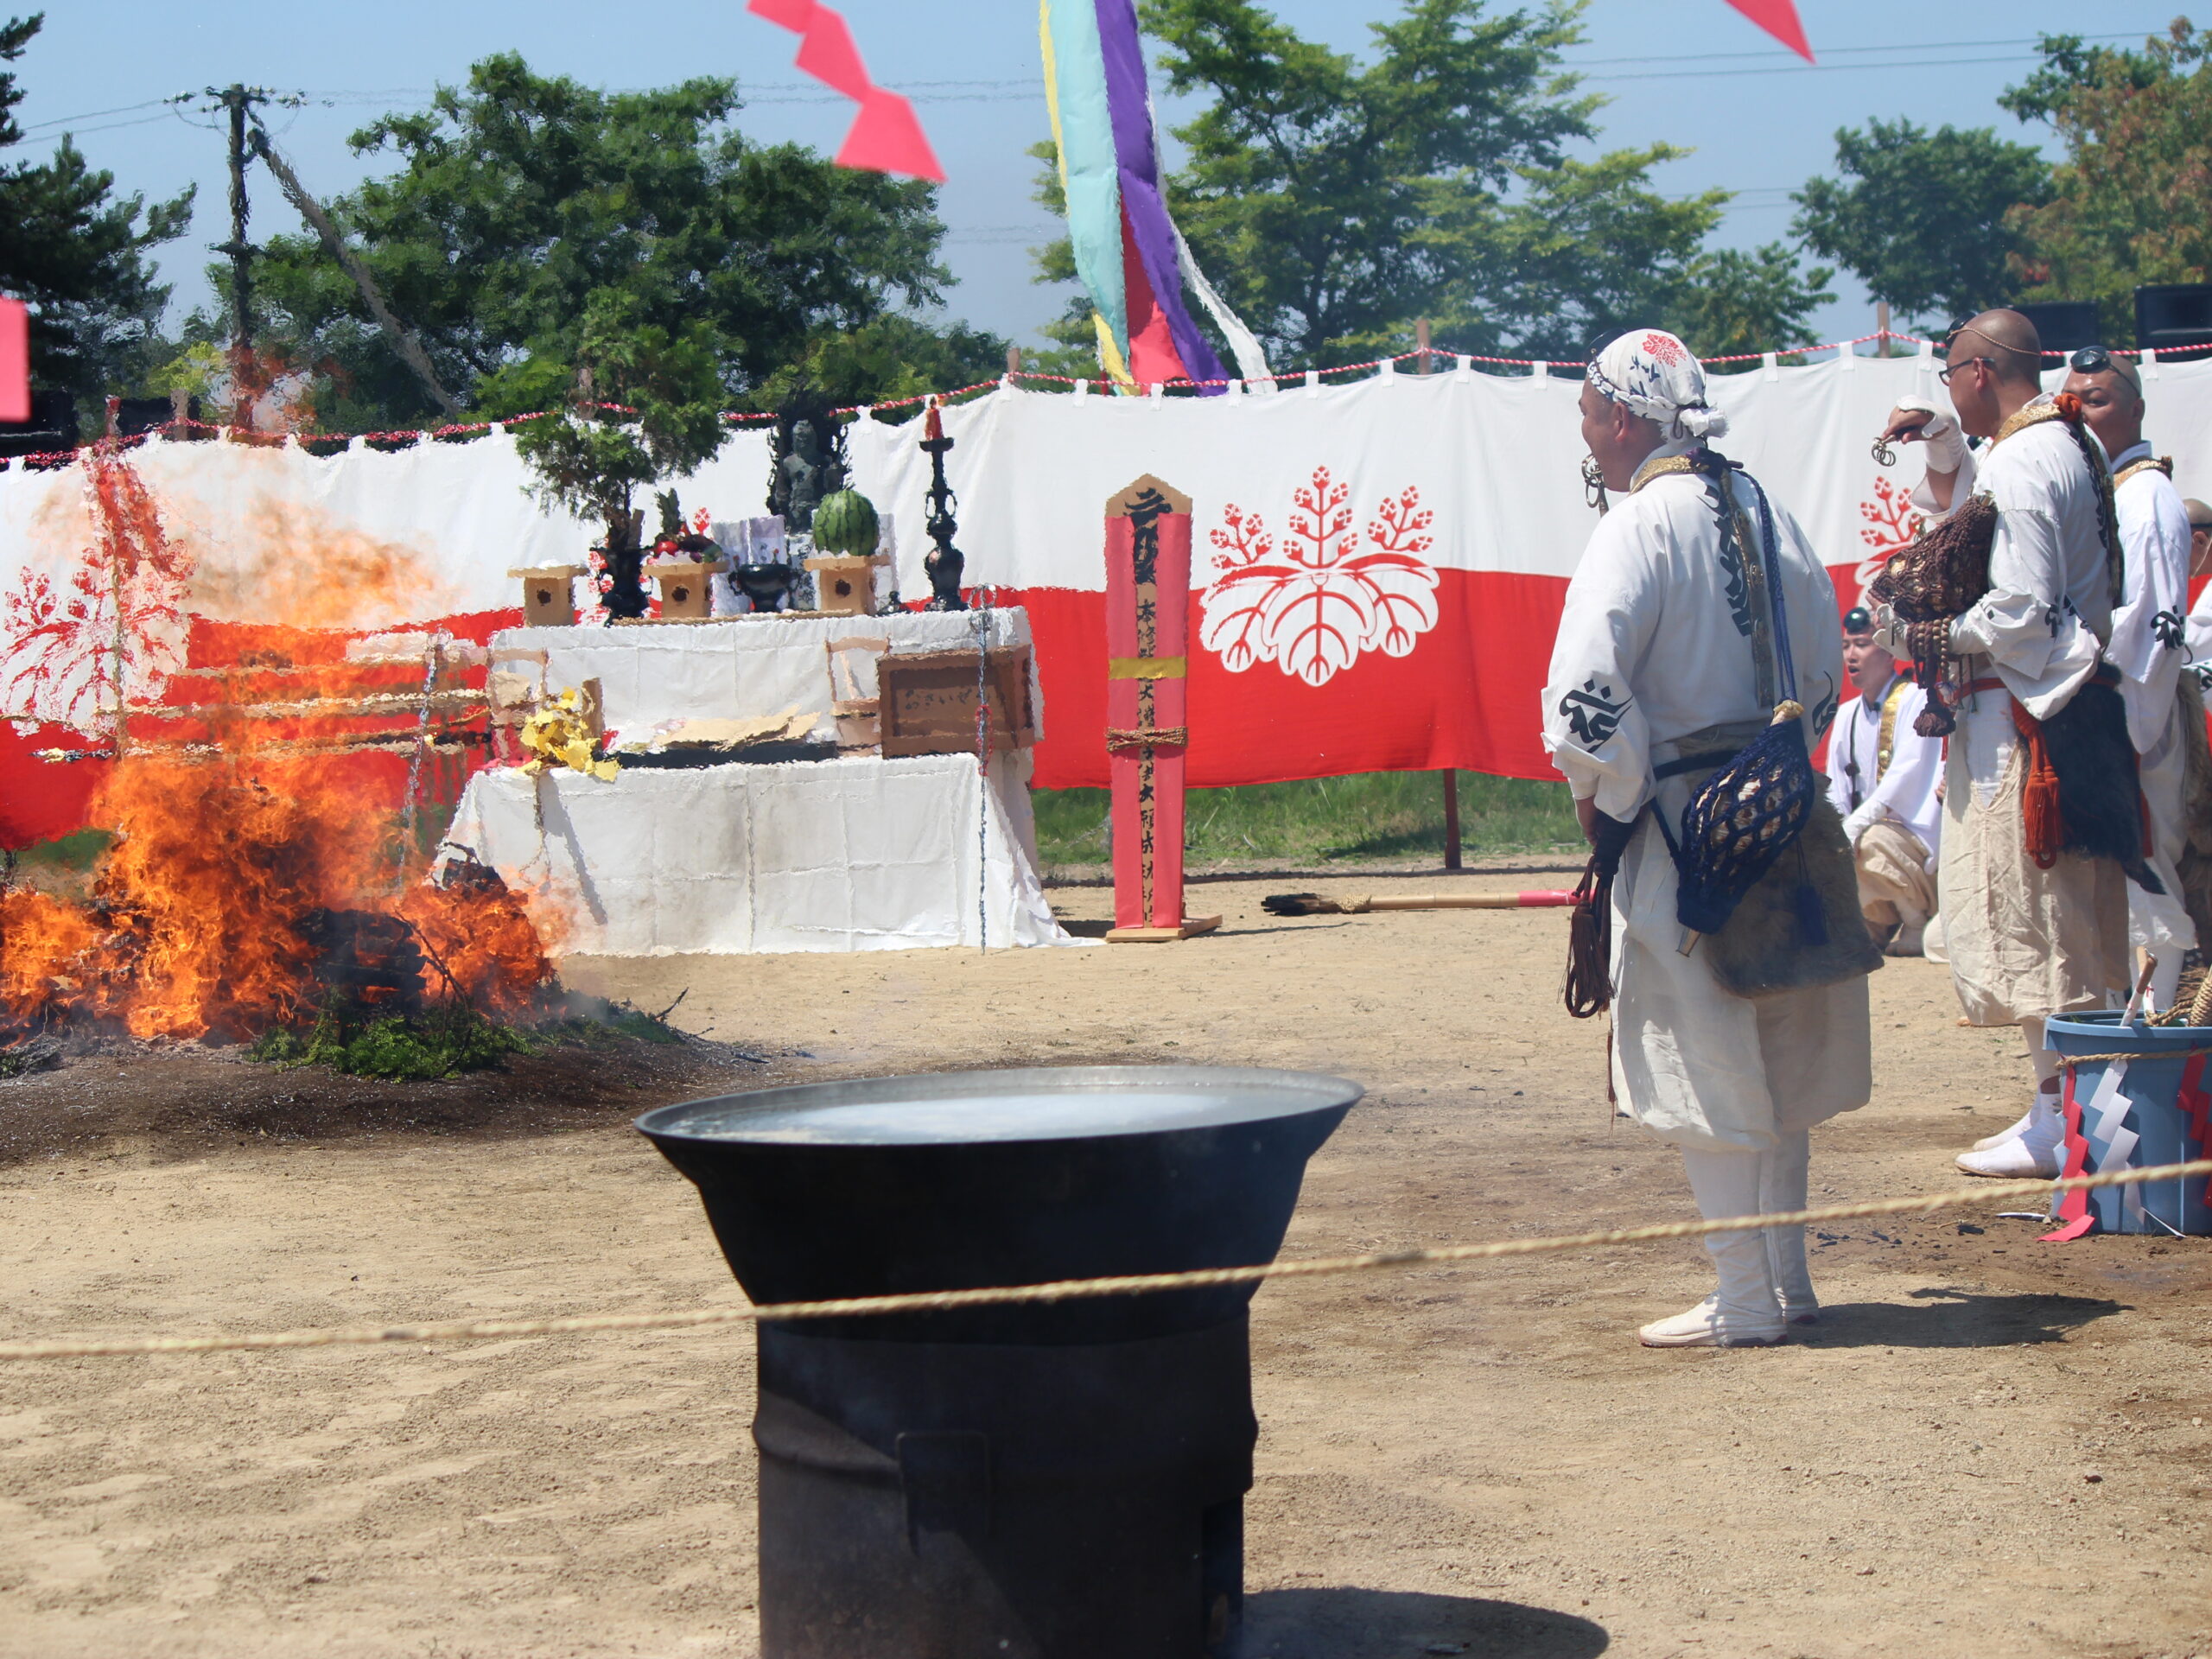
[1,870,2209,1658]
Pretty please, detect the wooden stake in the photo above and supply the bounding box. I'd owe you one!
[1416,317,1433,375]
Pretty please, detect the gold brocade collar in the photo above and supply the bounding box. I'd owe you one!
[2114,454,2175,488]
[1988,397,2068,450]
[1630,449,1708,493]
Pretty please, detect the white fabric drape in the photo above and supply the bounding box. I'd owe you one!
[443,752,1072,957]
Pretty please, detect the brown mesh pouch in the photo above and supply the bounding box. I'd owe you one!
[1863,493,1998,737]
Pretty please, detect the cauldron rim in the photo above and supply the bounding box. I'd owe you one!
[635,1064,1361,1150]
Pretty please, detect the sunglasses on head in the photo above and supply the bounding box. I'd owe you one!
[2069,345,2142,389]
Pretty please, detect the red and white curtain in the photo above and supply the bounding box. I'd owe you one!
[10,350,2212,840]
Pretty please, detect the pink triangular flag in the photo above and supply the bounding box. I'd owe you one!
[791,7,872,103]
[836,89,944,182]
[746,0,815,31]
[1724,0,1814,61]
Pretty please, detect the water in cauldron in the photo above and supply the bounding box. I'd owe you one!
[638,1065,1358,1659]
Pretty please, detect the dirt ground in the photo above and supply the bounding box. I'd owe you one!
[1,868,2208,1659]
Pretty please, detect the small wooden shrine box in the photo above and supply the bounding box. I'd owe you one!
[509,565,588,628]
[804,553,888,617]
[649,559,728,620]
[877,644,1037,758]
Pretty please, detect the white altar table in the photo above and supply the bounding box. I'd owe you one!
[493,607,1040,746]
[444,752,1073,957]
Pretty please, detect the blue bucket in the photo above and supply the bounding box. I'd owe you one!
[2044,1012,2212,1236]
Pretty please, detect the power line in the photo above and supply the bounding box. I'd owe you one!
[1557,29,2158,69]
[1581,52,2108,84]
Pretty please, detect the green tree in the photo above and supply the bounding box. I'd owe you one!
[1136,0,1595,364]
[243,54,956,429]
[1998,22,2212,338]
[1035,0,1831,370]
[0,12,193,401]
[1789,118,2050,331]
[1443,147,1831,359]
[511,289,729,620]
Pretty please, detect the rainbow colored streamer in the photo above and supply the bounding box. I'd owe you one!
[1039,0,1268,391]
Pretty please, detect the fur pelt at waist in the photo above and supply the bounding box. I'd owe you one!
[1700,797,1885,999]
[2037,679,2164,893]
[2176,673,2212,944]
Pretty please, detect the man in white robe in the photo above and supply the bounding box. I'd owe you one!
[1875,310,2133,1179]
[1546,329,1870,1349]
[1826,607,1942,955]
[2058,348,2195,1010]
[2181,498,2212,663]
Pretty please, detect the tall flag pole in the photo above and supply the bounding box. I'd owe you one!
[1039,0,1272,391]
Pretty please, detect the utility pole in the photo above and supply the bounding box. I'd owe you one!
[1416,317,1463,872]
[170,85,303,356]
[214,86,262,353]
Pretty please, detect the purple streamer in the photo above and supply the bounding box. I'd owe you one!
[1093,0,1230,391]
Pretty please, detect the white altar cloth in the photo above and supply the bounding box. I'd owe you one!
[493,607,1040,747]
[443,752,1074,956]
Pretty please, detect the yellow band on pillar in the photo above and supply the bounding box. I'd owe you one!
[1107,655,1187,680]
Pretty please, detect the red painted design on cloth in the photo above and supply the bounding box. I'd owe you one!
[1640,333,1685,365]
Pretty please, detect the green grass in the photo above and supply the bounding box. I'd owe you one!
[245,996,690,1083]
[1031,771,1582,868]
[10,829,112,874]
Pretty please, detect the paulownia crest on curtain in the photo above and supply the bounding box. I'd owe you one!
[1198,466,1439,689]
[2,449,193,734]
[1847,474,1926,611]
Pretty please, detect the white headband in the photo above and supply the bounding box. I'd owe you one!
[1589,329,1728,442]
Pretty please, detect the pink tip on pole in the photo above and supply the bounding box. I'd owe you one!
[0,299,26,426]
[1723,0,1814,61]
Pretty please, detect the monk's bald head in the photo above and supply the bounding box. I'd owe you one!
[1949,309,2043,385]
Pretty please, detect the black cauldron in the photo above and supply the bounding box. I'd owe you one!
[638,1065,1357,1659]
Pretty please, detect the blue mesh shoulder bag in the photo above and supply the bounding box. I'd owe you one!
[1664,457,1824,945]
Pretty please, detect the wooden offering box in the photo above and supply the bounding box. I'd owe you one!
[649,559,728,620]
[509,565,588,627]
[803,553,888,617]
[877,645,1037,758]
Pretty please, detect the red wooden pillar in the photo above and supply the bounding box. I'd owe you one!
[1104,474,1220,942]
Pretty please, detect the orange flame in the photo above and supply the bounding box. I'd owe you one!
[0,446,551,1043]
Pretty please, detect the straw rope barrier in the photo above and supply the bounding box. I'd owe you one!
[2,1155,2204,1363]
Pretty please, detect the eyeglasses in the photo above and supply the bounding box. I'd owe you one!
[1937,356,1991,385]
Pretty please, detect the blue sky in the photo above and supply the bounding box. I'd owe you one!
[5,2,2174,361]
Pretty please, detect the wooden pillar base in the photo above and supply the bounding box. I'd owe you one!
[1104,915,1223,944]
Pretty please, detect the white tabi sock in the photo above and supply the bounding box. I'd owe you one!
[1957,1085,2063,1178]
[1641,1148,1786,1347]
[1759,1129,1816,1323]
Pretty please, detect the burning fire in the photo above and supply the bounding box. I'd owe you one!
[0,443,552,1045]
[1,755,550,1041]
